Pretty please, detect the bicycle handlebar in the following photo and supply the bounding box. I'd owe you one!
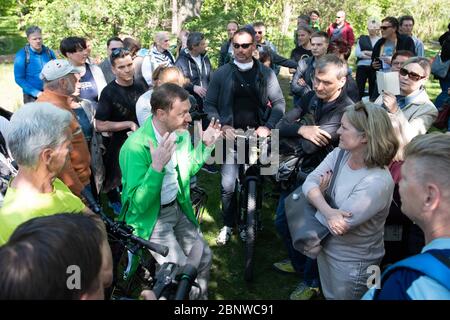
[93,206,169,257]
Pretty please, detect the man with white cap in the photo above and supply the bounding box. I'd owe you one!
[37,59,96,206]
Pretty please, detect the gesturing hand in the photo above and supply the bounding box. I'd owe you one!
[199,117,222,147]
[298,125,331,146]
[149,132,176,172]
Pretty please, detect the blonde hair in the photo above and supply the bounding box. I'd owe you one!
[404,133,450,191]
[151,66,188,87]
[345,102,399,168]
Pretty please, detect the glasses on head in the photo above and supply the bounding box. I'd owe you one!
[233,43,253,49]
[354,102,369,117]
[380,25,393,30]
[399,68,425,81]
[111,48,130,57]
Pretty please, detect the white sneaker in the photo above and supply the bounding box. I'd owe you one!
[216,226,232,246]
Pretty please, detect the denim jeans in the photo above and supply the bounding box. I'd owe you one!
[149,202,212,300]
[275,189,320,287]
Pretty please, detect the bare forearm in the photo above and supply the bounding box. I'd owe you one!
[95,120,134,132]
[307,187,332,218]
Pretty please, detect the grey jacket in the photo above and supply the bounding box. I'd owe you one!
[204,59,285,129]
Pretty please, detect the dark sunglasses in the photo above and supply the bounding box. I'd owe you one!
[111,48,130,57]
[399,68,425,81]
[380,25,393,30]
[256,31,263,34]
[233,43,253,49]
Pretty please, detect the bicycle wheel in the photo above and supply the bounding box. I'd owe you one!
[244,179,257,282]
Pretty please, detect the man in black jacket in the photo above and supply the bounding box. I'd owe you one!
[204,27,285,245]
[219,21,239,67]
[369,16,415,101]
[274,54,353,299]
[175,32,212,111]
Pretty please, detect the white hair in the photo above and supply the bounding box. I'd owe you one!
[7,102,72,167]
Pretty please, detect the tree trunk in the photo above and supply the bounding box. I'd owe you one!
[171,0,203,35]
[281,2,292,36]
[171,0,178,35]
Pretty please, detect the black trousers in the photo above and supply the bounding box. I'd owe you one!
[355,65,376,100]
[23,93,36,104]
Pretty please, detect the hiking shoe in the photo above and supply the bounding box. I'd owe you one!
[290,281,320,300]
[216,226,232,245]
[273,259,296,274]
[201,164,219,174]
[108,201,122,216]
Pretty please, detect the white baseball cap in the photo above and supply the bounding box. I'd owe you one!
[40,59,84,81]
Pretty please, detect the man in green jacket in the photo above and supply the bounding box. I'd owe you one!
[119,83,221,299]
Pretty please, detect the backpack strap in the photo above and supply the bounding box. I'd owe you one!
[24,44,30,65]
[375,249,450,299]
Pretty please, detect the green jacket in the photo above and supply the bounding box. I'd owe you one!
[118,116,214,240]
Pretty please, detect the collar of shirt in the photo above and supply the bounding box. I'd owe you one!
[396,88,424,109]
[421,237,450,253]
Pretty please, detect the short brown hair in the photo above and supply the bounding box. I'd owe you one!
[151,83,189,114]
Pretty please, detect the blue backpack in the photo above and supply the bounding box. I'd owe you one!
[374,249,450,299]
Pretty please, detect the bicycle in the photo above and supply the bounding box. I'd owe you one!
[233,132,271,282]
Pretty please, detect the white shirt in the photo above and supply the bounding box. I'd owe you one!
[135,90,153,126]
[152,120,179,205]
[191,54,203,74]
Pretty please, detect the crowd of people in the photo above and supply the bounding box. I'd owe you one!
[0,9,449,300]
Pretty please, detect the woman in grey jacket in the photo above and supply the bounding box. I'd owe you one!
[302,102,399,299]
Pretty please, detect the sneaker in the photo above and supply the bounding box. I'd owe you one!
[201,164,219,174]
[273,259,296,274]
[289,281,320,300]
[216,226,232,246]
[108,201,122,216]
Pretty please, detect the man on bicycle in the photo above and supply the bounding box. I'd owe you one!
[204,26,285,246]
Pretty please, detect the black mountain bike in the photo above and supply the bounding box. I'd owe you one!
[234,133,271,282]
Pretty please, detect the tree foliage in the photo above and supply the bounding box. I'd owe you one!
[7,0,449,65]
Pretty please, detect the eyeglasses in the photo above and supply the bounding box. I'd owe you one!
[111,48,130,58]
[380,25,393,30]
[233,43,253,49]
[256,31,263,34]
[336,16,344,19]
[399,68,425,81]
